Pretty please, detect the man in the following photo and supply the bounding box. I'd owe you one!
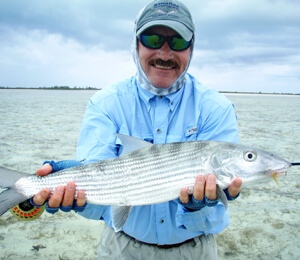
[33,0,242,259]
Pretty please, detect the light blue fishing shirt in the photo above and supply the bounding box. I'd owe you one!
[76,73,239,245]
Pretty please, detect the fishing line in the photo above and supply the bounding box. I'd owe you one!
[291,162,300,166]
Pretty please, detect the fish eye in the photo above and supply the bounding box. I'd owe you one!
[244,150,257,162]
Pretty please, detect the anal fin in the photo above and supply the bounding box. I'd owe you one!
[111,205,132,232]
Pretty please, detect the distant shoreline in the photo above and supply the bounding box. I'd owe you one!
[0,86,99,90]
[220,91,299,96]
[0,87,299,95]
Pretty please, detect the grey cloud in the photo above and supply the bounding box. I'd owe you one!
[190,0,300,49]
[2,0,299,52]
[0,0,299,93]
[0,0,144,50]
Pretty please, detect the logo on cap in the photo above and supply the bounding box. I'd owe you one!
[154,2,179,18]
[154,2,179,10]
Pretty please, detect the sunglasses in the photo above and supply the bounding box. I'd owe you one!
[138,33,192,51]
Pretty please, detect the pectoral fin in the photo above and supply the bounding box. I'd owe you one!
[216,185,228,212]
[111,205,132,232]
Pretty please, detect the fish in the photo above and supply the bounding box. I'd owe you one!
[0,133,294,231]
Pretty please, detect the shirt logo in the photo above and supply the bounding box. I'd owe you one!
[186,127,197,136]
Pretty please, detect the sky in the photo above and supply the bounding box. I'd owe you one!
[0,0,299,93]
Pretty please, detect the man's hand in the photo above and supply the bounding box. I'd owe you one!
[227,178,242,199]
[32,163,86,208]
[179,174,242,204]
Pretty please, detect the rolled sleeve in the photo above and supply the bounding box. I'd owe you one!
[175,202,229,235]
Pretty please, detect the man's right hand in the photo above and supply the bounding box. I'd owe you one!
[32,163,86,209]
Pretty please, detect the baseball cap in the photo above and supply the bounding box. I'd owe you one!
[136,0,195,41]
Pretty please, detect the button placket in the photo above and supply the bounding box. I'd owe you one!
[153,96,170,143]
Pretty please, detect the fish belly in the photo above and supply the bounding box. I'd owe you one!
[15,141,210,206]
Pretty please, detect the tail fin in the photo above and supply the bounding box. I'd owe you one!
[0,166,29,216]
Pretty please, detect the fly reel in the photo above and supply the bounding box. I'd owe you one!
[9,199,45,221]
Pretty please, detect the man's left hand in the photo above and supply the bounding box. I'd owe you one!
[179,174,242,204]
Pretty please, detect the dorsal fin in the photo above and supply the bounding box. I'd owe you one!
[114,133,153,156]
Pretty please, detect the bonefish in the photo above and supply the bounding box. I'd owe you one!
[0,134,298,231]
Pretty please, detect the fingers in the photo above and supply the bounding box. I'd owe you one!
[33,181,86,209]
[193,175,205,201]
[76,190,87,207]
[48,182,81,208]
[227,178,242,198]
[205,175,217,201]
[60,182,86,207]
[36,163,53,177]
[192,174,217,201]
[61,182,76,207]
[33,189,51,206]
[180,175,241,207]
[48,185,65,208]
[180,174,217,204]
[179,188,189,204]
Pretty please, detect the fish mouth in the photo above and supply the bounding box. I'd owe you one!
[271,161,291,176]
[269,167,289,179]
[274,171,287,177]
[267,162,290,186]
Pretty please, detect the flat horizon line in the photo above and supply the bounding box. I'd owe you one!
[0,86,299,95]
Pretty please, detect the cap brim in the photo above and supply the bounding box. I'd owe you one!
[137,20,193,41]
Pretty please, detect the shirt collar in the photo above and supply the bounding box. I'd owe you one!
[136,76,186,112]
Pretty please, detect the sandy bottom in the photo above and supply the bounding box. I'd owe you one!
[216,186,300,259]
[0,212,103,259]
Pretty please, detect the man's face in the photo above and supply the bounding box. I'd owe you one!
[138,26,191,89]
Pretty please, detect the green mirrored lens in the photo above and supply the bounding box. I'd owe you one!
[140,34,191,51]
[171,37,190,51]
[141,35,164,49]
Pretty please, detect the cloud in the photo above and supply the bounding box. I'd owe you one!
[0,27,135,88]
[0,0,299,93]
[187,0,300,93]
[0,0,141,49]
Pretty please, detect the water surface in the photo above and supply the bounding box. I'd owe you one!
[0,90,299,259]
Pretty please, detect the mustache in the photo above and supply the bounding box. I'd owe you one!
[149,59,179,68]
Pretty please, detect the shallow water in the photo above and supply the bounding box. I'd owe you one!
[0,89,299,259]
[220,94,300,259]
